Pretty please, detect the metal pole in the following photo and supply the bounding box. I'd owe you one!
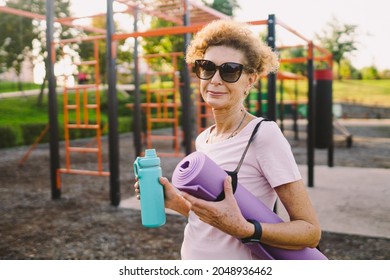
[267,14,277,121]
[293,80,299,140]
[256,79,263,117]
[279,79,284,132]
[182,0,193,155]
[46,0,60,200]
[106,0,120,206]
[307,42,315,187]
[132,6,142,157]
[268,14,278,213]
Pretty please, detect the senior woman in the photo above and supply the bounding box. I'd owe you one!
[135,19,321,260]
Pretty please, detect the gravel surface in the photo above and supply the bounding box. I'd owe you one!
[1,115,389,260]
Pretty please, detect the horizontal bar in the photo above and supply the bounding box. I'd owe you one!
[68,147,99,153]
[154,152,185,158]
[76,60,97,66]
[67,124,99,129]
[150,135,177,140]
[150,119,176,123]
[65,84,96,90]
[58,168,109,177]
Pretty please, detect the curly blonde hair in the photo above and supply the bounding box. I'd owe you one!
[185,19,279,77]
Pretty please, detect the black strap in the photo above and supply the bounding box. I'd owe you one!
[232,119,268,174]
[216,119,269,201]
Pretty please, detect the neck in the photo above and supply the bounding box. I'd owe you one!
[212,106,246,135]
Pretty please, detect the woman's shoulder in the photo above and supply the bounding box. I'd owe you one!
[243,117,277,134]
[247,117,284,143]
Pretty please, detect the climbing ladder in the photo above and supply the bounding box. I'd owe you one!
[142,53,184,157]
[57,39,109,189]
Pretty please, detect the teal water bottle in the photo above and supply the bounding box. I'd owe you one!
[133,149,166,228]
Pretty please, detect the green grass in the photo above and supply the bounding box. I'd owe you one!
[0,81,41,93]
[0,97,48,126]
[0,89,135,147]
[1,79,389,128]
[280,79,390,107]
[333,80,390,106]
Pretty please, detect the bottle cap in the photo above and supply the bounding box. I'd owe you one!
[139,149,160,167]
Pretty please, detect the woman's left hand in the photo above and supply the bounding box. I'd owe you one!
[181,176,253,239]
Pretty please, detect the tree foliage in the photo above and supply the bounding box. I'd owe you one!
[279,47,307,76]
[0,0,73,92]
[141,0,239,72]
[315,16,359,80]
[202,0,240,17]
[0,0,36,83]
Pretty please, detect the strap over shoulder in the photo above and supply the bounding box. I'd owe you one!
[233,118,270,173]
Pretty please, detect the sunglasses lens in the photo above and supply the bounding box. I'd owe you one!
[194,60,244,83]
[220,63,243,83]
[195,60,216,80]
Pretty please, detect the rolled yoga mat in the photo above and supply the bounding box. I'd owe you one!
[172,151,327,260]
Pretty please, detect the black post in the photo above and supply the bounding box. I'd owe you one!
[132,6,142,157]
[256,79,263,117]
[268,14,278,213]
[328,143,334,167]
[46,0,60,200]
[200,96,207,129]
[106,0,120,206]
[293,80,299,140]
[182,0,193,155]
[279,79,284,132]
[314,69,334,168]
[267,14,277,121]
[307,42,315,187]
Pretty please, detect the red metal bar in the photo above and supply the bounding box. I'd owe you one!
[276,18,310,43]
[18,124,50,167]
[56,39,109,190]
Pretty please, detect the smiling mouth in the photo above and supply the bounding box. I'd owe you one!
[207,90,225,96]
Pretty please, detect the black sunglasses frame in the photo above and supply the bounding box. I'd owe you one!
[194,59,246,83]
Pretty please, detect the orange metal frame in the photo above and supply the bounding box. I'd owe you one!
[129,52,184,157]
[1,2,333,172]
[56,39,109,190]
[18,124,50,167]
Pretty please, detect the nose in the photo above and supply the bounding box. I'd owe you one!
[210,69,223,85]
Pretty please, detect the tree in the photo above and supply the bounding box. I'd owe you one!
[141,18,184,73]
[0,0,36,90]
[0,0,74,100]
[279,47,307,75]
[202,0,240,16]
[141,0,240,70]
[315,16,359,80]
[361,65,380,80]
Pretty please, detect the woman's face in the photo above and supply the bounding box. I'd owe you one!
[200,45,256,112]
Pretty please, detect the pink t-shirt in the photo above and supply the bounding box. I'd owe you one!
[180,118,302,259]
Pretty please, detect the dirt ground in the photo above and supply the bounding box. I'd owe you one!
[0,117,389,260]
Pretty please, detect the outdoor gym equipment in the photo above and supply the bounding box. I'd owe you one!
[56,38,109,189]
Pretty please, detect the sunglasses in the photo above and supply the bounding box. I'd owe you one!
[194,59,247,83]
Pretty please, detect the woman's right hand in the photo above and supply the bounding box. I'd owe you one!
[134,178,141,200]
[134,176,191,217]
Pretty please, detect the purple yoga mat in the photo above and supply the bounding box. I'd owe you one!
[172,151,327,260]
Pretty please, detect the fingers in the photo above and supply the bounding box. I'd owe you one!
[159,176,169,186]
[134,179,140,200]
[223,176,234,199]
[180,191,197,205]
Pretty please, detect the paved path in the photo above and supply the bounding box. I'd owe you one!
[121,164,390,239]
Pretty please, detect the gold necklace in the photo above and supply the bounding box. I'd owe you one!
[227,111,247,139]
[208,111,247,143]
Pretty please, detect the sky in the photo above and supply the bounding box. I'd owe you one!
[235,0,390,71]
[66,0,389,71]
[1,0,385,70]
